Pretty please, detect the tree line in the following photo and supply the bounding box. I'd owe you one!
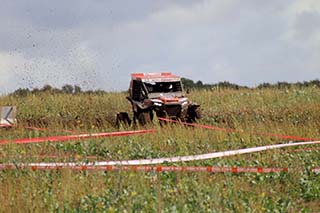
[181,78,320,90]
[11,84,106,96]
[9,78,320,96]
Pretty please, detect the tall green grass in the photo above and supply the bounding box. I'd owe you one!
[0,87,319,211]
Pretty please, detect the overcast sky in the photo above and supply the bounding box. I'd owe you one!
[0,0,319,94]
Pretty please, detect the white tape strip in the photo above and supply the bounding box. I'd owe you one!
[21,140,320,167]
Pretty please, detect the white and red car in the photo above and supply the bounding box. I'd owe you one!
[118,72,201,126]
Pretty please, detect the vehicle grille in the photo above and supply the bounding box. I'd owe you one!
[164,105,181,117]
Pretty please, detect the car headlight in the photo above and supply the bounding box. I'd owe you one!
[154,102,162,107]
[181,101,188,106]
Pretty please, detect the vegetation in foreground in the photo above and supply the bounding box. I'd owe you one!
[0,86,320,212]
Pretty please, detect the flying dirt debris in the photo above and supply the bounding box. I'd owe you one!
[117,73,201,126]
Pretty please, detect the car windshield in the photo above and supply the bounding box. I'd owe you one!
[144,81,182,93]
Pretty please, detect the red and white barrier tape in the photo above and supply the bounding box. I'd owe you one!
[0,129,156,145]
[158,117,317,141]
[2,118,317,146]
[0,164,290,173]
[3,145,319,161]
[0,124,13,127]
[1,140,318,168]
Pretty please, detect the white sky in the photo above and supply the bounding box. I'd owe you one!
[0,0,319,94]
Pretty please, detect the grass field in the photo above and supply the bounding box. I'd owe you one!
[0,87,320,212]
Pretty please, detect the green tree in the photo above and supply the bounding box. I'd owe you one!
[62,84,74,94]
[74,85,82,94]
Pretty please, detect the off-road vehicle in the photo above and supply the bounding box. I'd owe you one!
[117,72,200,126]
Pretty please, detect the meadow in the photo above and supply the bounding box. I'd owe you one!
[0,86,319,212]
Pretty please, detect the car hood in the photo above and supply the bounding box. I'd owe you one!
[151,93,189,104]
